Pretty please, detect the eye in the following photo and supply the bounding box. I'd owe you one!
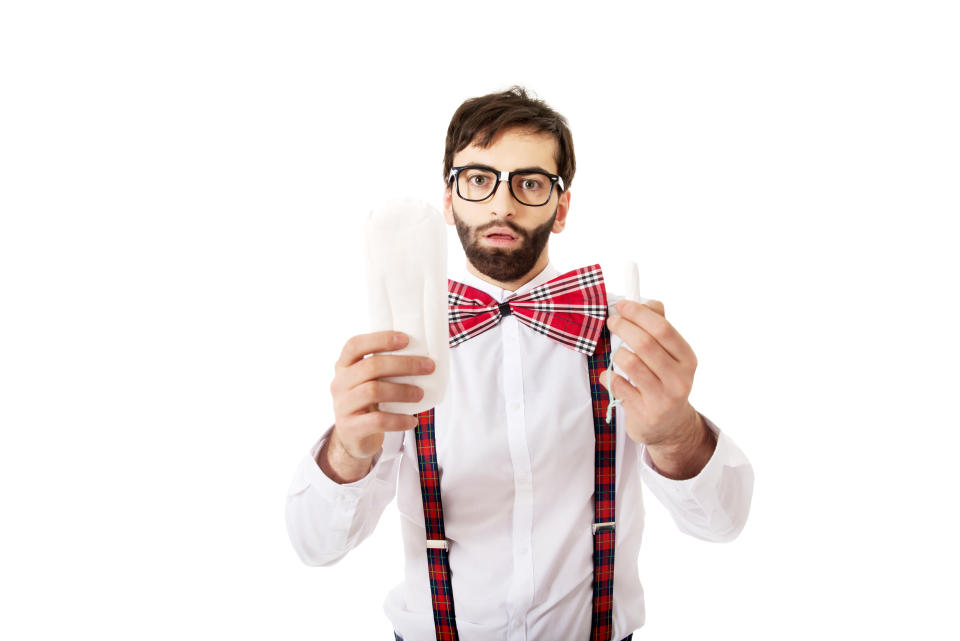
[470,175,488,186]
[520,177,544,190]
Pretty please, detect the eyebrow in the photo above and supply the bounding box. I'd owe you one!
[461,163,555,175]
[512,166,554,175]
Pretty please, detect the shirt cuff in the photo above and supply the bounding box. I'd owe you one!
[638,413,754,541]
[288,425,385,503]
[640,412,726,480]
[286,426,400,565]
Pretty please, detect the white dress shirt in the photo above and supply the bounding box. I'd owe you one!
[285,262,754,641]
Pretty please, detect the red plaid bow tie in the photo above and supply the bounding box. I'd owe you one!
[447,264,609,355]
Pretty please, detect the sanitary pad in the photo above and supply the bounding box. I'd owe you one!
[364,199,450,414]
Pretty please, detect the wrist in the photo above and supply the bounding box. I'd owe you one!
[646,408,716,480]
[318,429,374,484]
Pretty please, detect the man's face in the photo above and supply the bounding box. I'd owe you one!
[443,127,570,287]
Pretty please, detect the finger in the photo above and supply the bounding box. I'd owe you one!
[607,316,676,380]
[611,301,694,364]
[613,345,663,391]
[600,369,643,407]
[614,298,665,317]
[337,379,425,416]
[642,299,665,317]
[341,353,435,391]
[350,410,420,434]
[335,331,408,369]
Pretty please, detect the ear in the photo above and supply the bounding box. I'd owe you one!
[553,189,571,233]
[442,185,455,225]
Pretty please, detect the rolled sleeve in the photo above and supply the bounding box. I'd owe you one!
[285,425,403,566]
[638,414,754,542]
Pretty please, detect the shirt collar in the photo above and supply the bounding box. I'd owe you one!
[454,262,561,303]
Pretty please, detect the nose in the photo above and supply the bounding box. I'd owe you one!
[488,174,515,218]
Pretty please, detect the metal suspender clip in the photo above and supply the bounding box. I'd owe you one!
[592,521,616,534]
[426,539,449,550]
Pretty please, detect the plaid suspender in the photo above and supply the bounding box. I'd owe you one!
[413,324,618,641]
[414,407,459,641]
[588,325,617,641]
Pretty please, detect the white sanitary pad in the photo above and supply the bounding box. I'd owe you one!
[364,198,450,414]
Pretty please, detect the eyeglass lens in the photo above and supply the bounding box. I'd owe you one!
[457,168,555,206]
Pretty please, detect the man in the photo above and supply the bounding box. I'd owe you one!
[286,86,754,641]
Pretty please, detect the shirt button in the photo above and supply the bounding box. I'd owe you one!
[512,618,522,629]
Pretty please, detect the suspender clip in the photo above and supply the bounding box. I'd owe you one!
[426,539,449,550]
[592,521,616,534]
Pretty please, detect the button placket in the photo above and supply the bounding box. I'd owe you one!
[500,311,535,637]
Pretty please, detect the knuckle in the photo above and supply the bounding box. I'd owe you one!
[364,381,383,402]
[364,356,384,378]
[651,322,670,342]
[370,412,389,430]
[343,335,358,356]
[639,332,656,348]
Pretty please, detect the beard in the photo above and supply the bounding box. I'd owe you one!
[451,204,557,283]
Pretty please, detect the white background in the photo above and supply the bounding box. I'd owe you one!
[2,1,958,639]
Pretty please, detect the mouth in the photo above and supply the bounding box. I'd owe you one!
[483,235,519,247]
[482,228,520,246]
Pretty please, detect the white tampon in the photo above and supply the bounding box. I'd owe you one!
[623,259,641,304]
[364,198,450,414]
[605,260,643,424]
[605,369,621,425]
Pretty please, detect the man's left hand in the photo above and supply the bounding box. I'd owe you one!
[600,300,716,479]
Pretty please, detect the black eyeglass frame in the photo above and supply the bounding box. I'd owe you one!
[448,165,565,207]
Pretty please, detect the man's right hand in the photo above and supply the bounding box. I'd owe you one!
[320,331,434,483]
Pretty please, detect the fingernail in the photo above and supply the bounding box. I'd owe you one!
[421,359,434,373]
[394,333,405,347]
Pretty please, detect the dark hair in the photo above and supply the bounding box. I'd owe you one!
[443,86,576,190]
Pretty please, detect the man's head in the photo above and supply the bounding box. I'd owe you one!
[442,87,576,290]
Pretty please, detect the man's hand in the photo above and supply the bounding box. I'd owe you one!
[600,300,716,479]
[321,331,434,483]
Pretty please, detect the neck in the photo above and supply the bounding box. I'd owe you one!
[465,251,550,292]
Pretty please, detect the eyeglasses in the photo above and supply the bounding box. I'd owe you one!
[448,165,565,207]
